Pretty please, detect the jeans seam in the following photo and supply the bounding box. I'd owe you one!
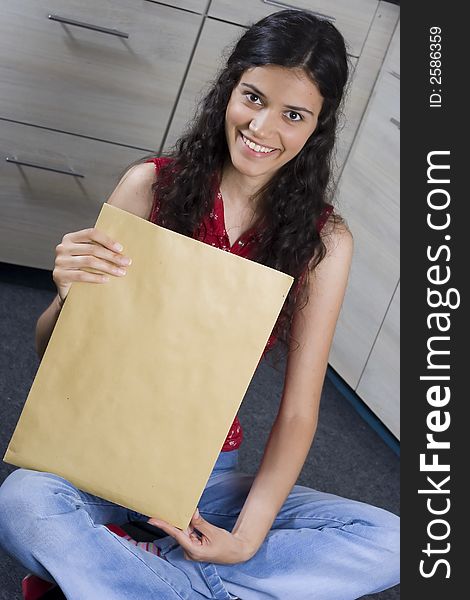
[43,498,143,523]
[53,490,118,510]
[81,501,120,508]
[201,511,349,527]
[274,516,349,525]
[198,563,215,596]
[197,562,231,600]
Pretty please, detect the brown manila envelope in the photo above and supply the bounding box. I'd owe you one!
[4,203,293,530]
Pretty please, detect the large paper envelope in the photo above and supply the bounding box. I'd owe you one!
[4,203,293,529]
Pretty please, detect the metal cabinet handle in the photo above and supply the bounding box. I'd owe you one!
[390,117,400,130]
[48,14,129,39]
[261,0,335,22]
[6,156,85,178]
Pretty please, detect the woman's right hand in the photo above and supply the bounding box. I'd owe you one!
[53,227,132,304]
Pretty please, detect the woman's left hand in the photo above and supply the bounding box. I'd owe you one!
[147,508,253,564]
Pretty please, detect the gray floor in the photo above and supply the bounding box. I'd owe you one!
[0,263,399,599]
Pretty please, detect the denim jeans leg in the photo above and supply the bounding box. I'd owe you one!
[0,468,214,600]
[191,464,400,600]
[0,450,399,600]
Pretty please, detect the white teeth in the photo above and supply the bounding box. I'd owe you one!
[242,135,275,154]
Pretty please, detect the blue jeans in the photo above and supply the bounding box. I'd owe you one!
[0,449,399,599]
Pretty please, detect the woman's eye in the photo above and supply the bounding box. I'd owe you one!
[243,93,302,121]
[246,93,262,105]
[286,111,302,122]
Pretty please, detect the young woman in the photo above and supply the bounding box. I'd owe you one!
[0,10,399,600]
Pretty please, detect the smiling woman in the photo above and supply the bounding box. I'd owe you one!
[0,9,400,600]
[147,10,352,352]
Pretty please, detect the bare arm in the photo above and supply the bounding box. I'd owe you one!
[35,162,156,359]
[35,293,66,359]
[231,221,354,556]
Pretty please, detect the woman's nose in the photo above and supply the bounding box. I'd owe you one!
[249,110,276,139]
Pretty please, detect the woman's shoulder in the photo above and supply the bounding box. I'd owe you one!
[320,211,353,257]
[106,162,157,220]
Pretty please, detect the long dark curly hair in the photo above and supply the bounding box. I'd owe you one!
[138,10,349,353]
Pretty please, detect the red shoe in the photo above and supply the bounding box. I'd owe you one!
[21,574,56,600]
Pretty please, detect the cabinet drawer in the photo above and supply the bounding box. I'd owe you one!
[208,0,379,57]
[0,120,146,270]
[0,0,201,149]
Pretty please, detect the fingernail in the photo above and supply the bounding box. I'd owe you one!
[114,243,123,252]
[195,508,200,518]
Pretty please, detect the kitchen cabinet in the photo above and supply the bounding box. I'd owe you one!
[0,119,143,269]
[330,21,400,435]
[208,0,379,58]
[0,0,201,149]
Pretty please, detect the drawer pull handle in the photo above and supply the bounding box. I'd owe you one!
[6,157,85,178]
[48,14,129,39]
[390,117,400,130]
[261,0,335,22]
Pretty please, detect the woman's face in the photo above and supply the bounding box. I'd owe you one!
[225,65,324,185]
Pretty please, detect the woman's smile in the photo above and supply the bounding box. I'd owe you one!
[238,132,280,158]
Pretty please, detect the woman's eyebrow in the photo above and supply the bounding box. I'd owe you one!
[240,82,314,116]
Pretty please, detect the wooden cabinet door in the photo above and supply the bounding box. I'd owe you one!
[163,18,245,151]
[0,0,201,149]
[357,282,400,439]
[208,0,379,57]
[330,22,400,390]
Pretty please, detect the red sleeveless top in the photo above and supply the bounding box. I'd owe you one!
[147,157,333,451]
